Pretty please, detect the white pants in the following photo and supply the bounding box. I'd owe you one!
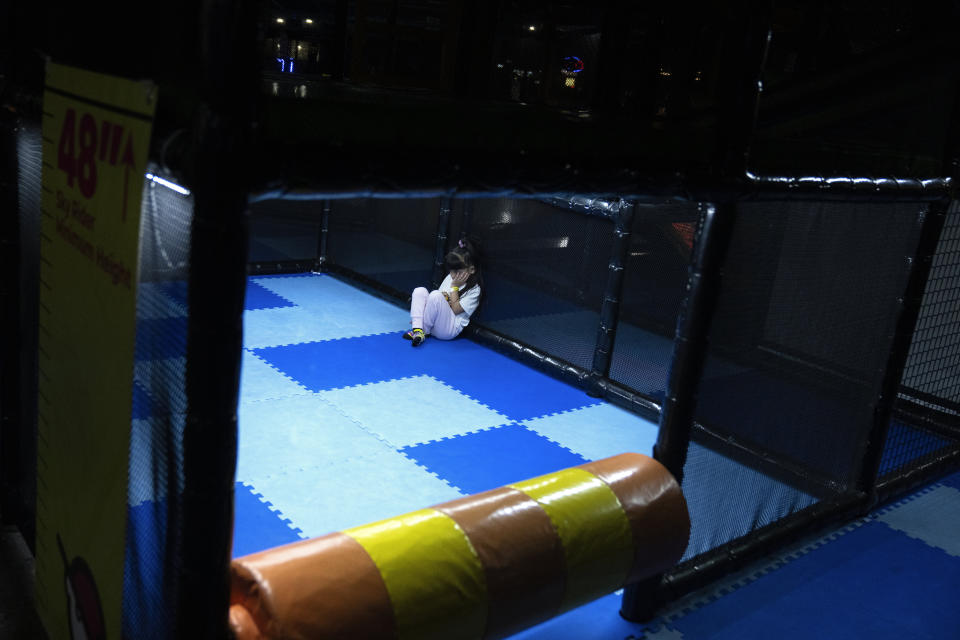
[410,287,461,340]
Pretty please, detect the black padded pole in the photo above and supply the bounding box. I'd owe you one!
[177,1,257,637]
[620,201,737,621]
[432,197,453,289]
[654,202,737,483]
[589,200,634,395]
[856,200,950,501]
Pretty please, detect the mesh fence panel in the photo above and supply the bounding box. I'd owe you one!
[681,201,922,557]
[881,200,960,481]
[610,203,700,401]
[123,169,193,639]
[469,198,614,371]
[248,198,322,263]
[326,198,440,294]
[14,122,42,547]
[900,200,960,412]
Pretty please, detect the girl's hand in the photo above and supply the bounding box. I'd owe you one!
[451,269,470,286]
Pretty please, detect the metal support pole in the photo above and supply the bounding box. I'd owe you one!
[856,200,950,501]
[177,1,257,637]
[621,201,737,621]
[589,201,634,395]
[431,197,453,289]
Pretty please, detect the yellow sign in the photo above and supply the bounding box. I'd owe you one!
[36,61,156,640]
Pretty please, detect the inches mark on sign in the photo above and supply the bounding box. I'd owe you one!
[56,107,139,220]
[36,61,156,640]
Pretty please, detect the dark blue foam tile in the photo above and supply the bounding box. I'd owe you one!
[423,338,599,420]
[509,591,645,640]
[123,499,170,640]
[254,330,597,418]
[253,333,418,391]
[402,423,588,494]
[244,280,297,311]
[670,520,960,640]
[131,381,153,420]
[233,482,304,558]
[134,316,188,361]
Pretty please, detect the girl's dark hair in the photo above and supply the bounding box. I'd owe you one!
[444,235,484,295]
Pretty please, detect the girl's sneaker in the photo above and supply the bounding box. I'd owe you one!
[410,328,426,347]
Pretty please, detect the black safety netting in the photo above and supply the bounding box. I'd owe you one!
[610,203,700,402]
[325,197,440,295]
[679,201,923,560]
[122,166,193,640]
[881,200,960,482]
[467,198,615,372]
[248,198,322,264]
[9,121,43,548]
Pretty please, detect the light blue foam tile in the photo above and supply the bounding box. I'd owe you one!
[319,376,508,448]
[254,273,402,314]
[236,394,395,484]
[878,485,960,557]
[136,281,188,320]
[243,304,406,349]
[239,349,311,403]
[244,448,464,538]
[522,403,660,462]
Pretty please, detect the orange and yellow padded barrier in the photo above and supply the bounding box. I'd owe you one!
[229,452,690,640]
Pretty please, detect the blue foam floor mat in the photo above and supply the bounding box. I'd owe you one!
[233,482,305,557]
[253,332,601,421]
[125,273,960,639]
[401,423,589,494]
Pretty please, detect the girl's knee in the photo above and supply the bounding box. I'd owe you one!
[427,290,445,302]
[413,286,429,296]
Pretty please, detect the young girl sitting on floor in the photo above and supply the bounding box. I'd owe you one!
[404,237,483,347]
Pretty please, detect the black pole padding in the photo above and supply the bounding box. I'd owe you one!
[590,377,662,425]
[318,199,331,269]
[431,197,453,289]
[621,201,737,623]
[855,200,950,502]
[177,1,258,638]
[589,201,635,395]
[654,202,737,484]
[713,0,773,180]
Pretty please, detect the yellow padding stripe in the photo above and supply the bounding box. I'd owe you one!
[510,468,634,611]
[345,508,487,640]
